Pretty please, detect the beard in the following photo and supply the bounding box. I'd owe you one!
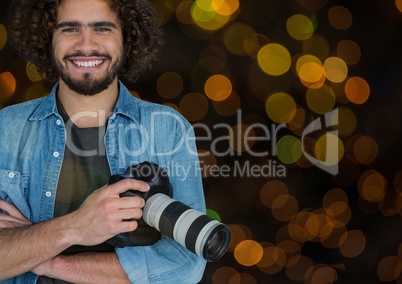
[52,50,126,96]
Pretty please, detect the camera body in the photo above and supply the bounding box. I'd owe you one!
[107,162,172,248]
[108,161,231,262]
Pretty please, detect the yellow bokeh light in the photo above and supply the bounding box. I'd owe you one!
[323,57,348,83]
[337,39,361,65]
[311,266,338,284]
[358,170,387,202]
[258,43,291,76]
[397,0,402,12]
[152,0,174,25]
[205,74,232,101]
[394,171,402,195]
[25,84,49,101]
[321,221,347,249]
[345,76,370,104]
[353,136,378,165]
[179,92,209,121]
[234,240,264,266]
[323,188,348,208]
[0,24,7,51]
[163,103,180,112]
[328,6,353,30]
[157,72,183,99]
[130,90,141,99]
[277,240,301,258]
[228,224,252,252]
[191,0,214,20]
[314,133,344,167]
[337,107,357,137]
[286,14,314,40]
[26,62,46,83]
[296,54,322,74]
[0,71,17,102]
[176,1,195,25]
[308,209,338,242]
[302,35,330,61]
[213,91,241,116]
[339,230,366,258]
[223,23,257,56]
[195,0,215,12]
[199,46,227,72]
[191,0,231,31]
[260,180,289,209]
[212,266,239,284]
[244,33,270,59]
[272,194,299,221]
[212,0,239,16]
[265,92,297,124]
[377,256,402,282]
[288,107,309,136]
[286,255,314,281]
[276,135,302,165]
[257,246,287,274]
[299,62,325,84]
[306,85,336,114]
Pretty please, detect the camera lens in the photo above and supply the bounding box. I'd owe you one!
[143,193,230,262]
[203,225,231,262]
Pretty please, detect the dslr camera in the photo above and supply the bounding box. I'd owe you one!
[107,162,231,262]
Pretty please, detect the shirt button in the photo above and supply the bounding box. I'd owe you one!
[53,152,60,158]
[56,119,62,125]
[45,191,52,197]
[8,172,15,178]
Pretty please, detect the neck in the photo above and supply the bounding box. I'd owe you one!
[57,79,119,128]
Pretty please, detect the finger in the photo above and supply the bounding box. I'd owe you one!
[0,220,31,229]
[109,178,150,196]
[118,208,143,221]
[0,213,31,225]
[119,219,139,233]
[118,196,146,209]
[0,200,28,220]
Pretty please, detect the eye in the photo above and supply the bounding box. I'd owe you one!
[96,27,112,33]
[61,28,78,33]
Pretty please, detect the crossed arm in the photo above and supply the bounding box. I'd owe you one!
[0,178,149,283]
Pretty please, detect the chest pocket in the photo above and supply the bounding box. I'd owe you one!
[0,169,31,221]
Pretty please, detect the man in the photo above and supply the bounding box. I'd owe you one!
[0,0,206,283]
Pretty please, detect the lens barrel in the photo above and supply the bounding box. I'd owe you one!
[143,193,231,262]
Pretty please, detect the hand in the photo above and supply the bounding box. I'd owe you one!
[0,200,32,229]
[66,179,149,246]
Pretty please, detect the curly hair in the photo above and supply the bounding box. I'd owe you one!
[7,0,164,82]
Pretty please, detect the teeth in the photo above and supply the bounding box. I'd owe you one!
[73,60,103,67]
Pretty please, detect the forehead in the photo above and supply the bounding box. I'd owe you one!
[56,0,120,25]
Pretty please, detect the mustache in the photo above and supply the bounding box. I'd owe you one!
[63,52,113,60]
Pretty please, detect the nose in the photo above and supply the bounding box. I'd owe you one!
[73,30,100,54]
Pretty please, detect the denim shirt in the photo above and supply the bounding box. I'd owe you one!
[0,82,207,283]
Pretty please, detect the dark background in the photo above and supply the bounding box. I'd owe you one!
[0,0,401,283]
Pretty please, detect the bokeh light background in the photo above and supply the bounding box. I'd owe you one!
[1,0,402,283]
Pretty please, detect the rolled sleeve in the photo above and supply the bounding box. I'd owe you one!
[116,237,206,283]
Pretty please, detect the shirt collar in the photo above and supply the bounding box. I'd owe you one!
[29,81,141,124]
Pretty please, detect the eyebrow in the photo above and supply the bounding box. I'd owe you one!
[55,21,119,29]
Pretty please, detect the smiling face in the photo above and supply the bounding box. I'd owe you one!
[52,0,125,96]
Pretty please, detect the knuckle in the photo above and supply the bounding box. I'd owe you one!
[133,197,145,207]
[135,208,143,219]
[129,220,138,231]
